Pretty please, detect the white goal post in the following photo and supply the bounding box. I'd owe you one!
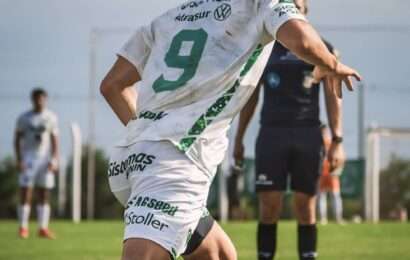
[71,122,82,223]
[365,127,410,223]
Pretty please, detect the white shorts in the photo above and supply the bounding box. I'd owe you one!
[19,157,55,189]
[108,141,215,259]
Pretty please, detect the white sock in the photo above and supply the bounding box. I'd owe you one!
[37,204,51,229]
[318,192,328,221]
[18,204,31,229]
[331,192,343,221]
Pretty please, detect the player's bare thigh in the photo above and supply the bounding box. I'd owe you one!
[20,187,33,204]
[183,222,237,260]
[122,238,171,260]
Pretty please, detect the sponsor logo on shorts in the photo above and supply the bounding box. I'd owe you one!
[139,110,168,121]
[108,153,156,178]
[256,174,273,185]
[126,195,179,217]
[125,211,169,231]
[214,4,231,21]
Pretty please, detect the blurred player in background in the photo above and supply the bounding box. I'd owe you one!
[318,125,345,225]
[101,0,360,259]
[14,88,59,239]
[233,1,346,259]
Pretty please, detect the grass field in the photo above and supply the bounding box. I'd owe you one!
[0,221,409,260]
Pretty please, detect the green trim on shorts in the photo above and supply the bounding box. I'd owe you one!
[177,44,263,152]
[171,247,178,260]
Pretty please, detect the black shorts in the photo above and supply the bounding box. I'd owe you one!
[181,213,215,256]
[255,126,324,195]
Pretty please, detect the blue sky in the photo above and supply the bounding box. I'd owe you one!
[1,0,410,162]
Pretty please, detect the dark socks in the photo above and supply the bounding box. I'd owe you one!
[297,224,318,260]
[257,223,277,260]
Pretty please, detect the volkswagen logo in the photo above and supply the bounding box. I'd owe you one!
[214,4,231,21]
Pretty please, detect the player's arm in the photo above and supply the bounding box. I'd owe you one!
[233,85,261,165]
[101,26,151,126]
[14,129,24,172]
[100,57,140,126]
[263,0,361,94]
[275,19,361,94]
[47,115,60,173]
[324,76,345,170]
[49,133,59,173]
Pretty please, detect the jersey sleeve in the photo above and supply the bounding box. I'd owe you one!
[262,0,307,40]
[117,24,154,75]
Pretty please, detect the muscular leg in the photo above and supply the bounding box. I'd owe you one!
[184,222,237,260]
[18,187,33,229]
[293,192,317,260]
[36,188,52,231]
[122,238,171,260]
[293,192,316,225]
[257,191,283,260]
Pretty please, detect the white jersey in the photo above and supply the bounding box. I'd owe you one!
[16,109,58,159]
[118,0,306,173]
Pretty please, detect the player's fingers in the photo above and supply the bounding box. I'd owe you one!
[352,70,362,81]
[312,68,322,84]
[343,77,354,91]
[333,78,343,98]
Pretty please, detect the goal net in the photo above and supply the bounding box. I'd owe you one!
[366,127,410,223]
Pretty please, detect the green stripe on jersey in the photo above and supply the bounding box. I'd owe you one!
[177,44,263,152]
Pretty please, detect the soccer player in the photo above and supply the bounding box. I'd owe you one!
[14,88,59,239]
[233,1,346,259]
[100,0,361,259]
[318,125,344,225]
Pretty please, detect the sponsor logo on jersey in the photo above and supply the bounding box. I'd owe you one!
[124,211,169,231]
[275,4,299,17]
[175,11,211,22]
[139,110,168,121]
[180,0,231,10]
[108,153,156,178]
[126,195,179,216]
[214,4,231,21]
[28,124,47,143]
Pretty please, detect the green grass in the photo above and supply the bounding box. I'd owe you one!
[0,221,409,260]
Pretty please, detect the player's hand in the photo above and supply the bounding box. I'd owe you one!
[233,139,244,167]
[328,142,346,172]
[313,62,362,98]
[48,158,59,174]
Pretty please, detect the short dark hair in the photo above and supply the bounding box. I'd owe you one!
[31,88,47,99]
